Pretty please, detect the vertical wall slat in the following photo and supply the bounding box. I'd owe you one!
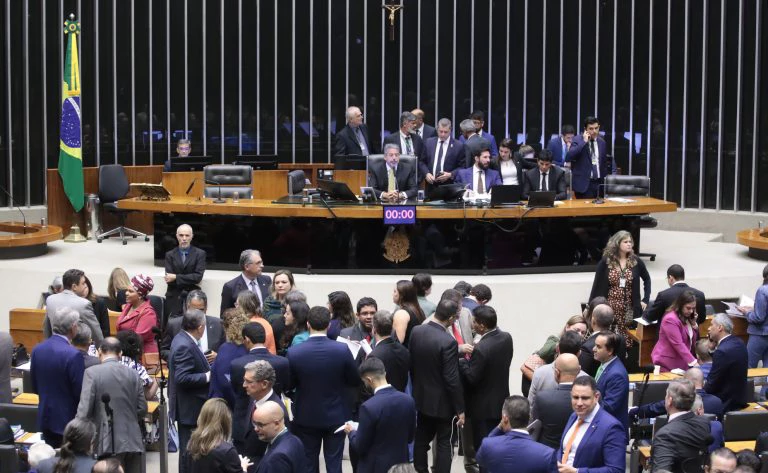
[522,0,528,140]
[291,0,295,162]
[751,0,762,212]
[130,0,135,164]
[541,0,546,146]
[183,0,188,139]
[42,0,48,202]
[112,0,117,162]
[505,0,510,138]
[576,0,581,128]
[715,0,725,210]
[611,0,617,156]
[698,0,708,209]
[594,0,599,116]
[5,0,13,204]
[220,0,224,162]
[166,0,170,159]
[238,0,242,156]
[628,0,635,174]
[24,0,30,204]
[681,0,689,207]
[646,0,653,177]
[734,0,744,209]
[148,0,152,165]
[202,0,207,155]
[663,0,670,201]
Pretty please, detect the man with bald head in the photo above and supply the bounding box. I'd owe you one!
[253,401,305,473]
[578,304,626,377]
[532,353,583,449]
[164,224,206,319]
[411,108,436,140]
[334,106,372,156]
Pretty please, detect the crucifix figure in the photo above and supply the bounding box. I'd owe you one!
[382,3,404,42]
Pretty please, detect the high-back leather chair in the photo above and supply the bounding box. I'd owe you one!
[203,164,253,199]
[604,174,656,260]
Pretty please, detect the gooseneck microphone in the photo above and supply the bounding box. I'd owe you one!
[0,183,27,234]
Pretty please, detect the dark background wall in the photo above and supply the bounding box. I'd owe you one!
[0,0,766,211]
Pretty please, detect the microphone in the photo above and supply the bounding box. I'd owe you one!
[185,178,199,195]
[204,178,226,204]
[0,183,27,234]
[592,183,608,204]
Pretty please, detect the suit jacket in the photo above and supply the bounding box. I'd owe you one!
[164,245,206,318]
[546,136,571,167]
[565,135,615,193]
[334,123,373,156]
[579,333,627,378]
[489,157,525,186]
[651,312,698,372]
[76,358,147,455]
[169,331,210,425]
[460,130,498,158]
[642,282,707,324]
[704,335,749,412]
[183,441,243,473]
[230,347,292,444]
[454,166,503,193]
[340,323,372,343]
[208,342,248,408]
[44,290,104,343]
[383,131,425,160]
[476,429,557,473]
[522,166,568,200]
[461,134,492,168]
[243,391,289,470]
[419,136,464,180]
[416,124,437,141]
[161,315,225,362]
[349,386,416,473]
[117,300,159,353]
[287,336,360,428]
[557,407,626,473]
[459,329,514,420]
[221,273,272,315]
[367,159,418,199]
[409,321,464,419]
[650,411,712,472]
[596,358,630,432]
[30,335,85,435]
[254,430,306,473]
[533,383,574,449]
[369,337,410,393]
[0,331,11,403]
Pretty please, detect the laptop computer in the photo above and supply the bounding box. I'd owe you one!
[317,179,359,202]
[490,185,523,207]
[527,191,557,208]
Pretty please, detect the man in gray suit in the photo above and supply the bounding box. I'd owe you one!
[0,331,12,403]
[43,269,104,343]
[77,337,147,473]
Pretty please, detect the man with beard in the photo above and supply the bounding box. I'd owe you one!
[454,148,501,198]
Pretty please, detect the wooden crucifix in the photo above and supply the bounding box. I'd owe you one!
[382,2,404,42]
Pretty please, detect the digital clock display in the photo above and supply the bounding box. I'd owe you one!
[383,205,417,225]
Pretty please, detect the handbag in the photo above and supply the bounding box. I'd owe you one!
[167,422,179,453]
[520,353,546,380]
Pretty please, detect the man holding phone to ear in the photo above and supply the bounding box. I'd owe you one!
[565,116,615,199]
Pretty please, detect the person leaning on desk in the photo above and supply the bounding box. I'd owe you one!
[368,143,418,201]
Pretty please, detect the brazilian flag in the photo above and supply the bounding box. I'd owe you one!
[58,16,83,212]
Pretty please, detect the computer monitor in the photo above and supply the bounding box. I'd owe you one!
[234,155,279,170]
[426,183,466,202]
[169,156,215,172]
[317,179,359,202]
[333,154,368,171]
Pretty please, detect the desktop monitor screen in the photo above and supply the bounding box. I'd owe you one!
[169,156,215,172]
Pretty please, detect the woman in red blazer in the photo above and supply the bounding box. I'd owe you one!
[117,274,158,354]
[651,291,699,372]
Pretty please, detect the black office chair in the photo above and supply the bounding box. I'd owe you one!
[723,410,768,441]
[0,403,37,432]
[632,381,670,406]
[604,174,656,261]
[203,164,253,199]
[288,170,307,195]
[96,164,150,245]
[0,445,20,473]
[148,295,165,329]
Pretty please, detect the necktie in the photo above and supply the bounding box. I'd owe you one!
[477,170,485,194]
[561,418,585,464]
[563,142,568,161]
[595,363,605,381]
[355,127,368,155]
[452,323,470,361]
[541,172,548,191]
[387,166,397,193]
[405,136,413,155]
[591,141,600,179]
[181,250,187,264]
[250,280,264,306]
[434,141,445,176]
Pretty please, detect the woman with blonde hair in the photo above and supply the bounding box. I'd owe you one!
[262,269,296,324]
[183,398,252,473]
[589,230,651,349]
[208,308,250,408]
[107,267,132,311]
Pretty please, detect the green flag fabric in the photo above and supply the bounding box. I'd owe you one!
[58,17,84,212]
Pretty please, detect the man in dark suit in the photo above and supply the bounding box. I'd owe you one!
[286,306,360,473]
[43,268,104,343]
[459,111,498,157]
[220,249,272,314]
[459,305,514,451]
[240,361,289,471]
[76,337,146,473]
[532,353,581,449]
[161,290,225,363]
[642,264,707,324]
[593,331,630,433]
[370,310,410,392]
[557,376,625,473]
[253,400,306,473]
[565,116,615,198]
[343,357,416,473]
[412,108,437,141]
[168,309,211,471]
[340,297,377,344]
[545,124,576,167]
[459,118,491,169]
[578,304,626,377]
[30,307,85,448]
[164,224,206,320]
[454,147,502,196]
[705,314,749,412]
[631,367,724,422]
[368,143,418,200]
[476,396,557,473]
[650,379,712,471]
[333,106,372,156]
[382,111,425,160]
[410,299,465,473]
[419,118,465,188]
[521,149,568,200]
[231,323,291,451]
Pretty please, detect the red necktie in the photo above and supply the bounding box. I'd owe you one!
[452,323,470,360]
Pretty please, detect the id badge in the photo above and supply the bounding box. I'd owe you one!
[619,277,627,288]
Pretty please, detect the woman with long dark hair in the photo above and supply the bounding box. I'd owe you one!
[281,300,310,352]
[183,398,251,473]
[115,329,158,400]
[651,291,699,372]
[36,418,97,473]
[262,269,296,324]
[392,280,426,347]
[327,291,356,340]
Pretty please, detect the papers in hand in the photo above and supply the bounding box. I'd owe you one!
[606,197,635,203]
[334,421,359,434]
[723,294,755,317]
[336,337,372,358]
[633,317,655,326]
